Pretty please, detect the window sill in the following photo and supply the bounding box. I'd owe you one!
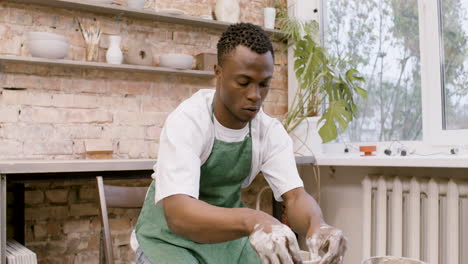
[315,153,468,168]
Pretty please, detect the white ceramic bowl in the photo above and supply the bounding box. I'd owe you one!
[27,31,68,42]
[362,256,426,264]
[27,39,69,59]
[159,53,194,70]
[127,0,146,9]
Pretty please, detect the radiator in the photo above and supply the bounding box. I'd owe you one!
[6,240,37,264]
[362,175,468,264]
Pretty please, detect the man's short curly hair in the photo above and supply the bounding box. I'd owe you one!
[217,22,274,66]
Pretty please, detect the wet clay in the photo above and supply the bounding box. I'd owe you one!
[249,224,303,264]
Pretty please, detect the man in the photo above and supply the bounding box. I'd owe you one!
[135,23,346,264]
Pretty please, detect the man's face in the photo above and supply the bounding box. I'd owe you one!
[215,45,274,129]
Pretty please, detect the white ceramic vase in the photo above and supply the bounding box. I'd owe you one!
[106,35,123,65]
[289,116,323,157]
[263,7,276,29]
[215,0,240,23]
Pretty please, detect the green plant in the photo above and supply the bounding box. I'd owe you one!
[281,19,368,143]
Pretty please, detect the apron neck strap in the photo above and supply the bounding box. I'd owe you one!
[211,98,251,136]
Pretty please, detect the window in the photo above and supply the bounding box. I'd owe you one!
[440,0,468,131]
[323,0,423,143]
[319,0,468,147]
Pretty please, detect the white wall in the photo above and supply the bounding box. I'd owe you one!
[299,165,468,264]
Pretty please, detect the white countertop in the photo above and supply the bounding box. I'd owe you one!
[0,159,156,174]
[0,156,316,174]
[316,154,468,168]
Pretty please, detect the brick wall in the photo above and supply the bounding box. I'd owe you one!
[0,0,288,263]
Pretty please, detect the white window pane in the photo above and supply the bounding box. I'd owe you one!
[440,0,468,130]
[324,0,422,142]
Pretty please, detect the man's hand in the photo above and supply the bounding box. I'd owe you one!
[306,225,347,264]
[249,224,303,264]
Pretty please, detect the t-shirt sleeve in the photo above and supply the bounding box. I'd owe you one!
[261,120,304,202]
[154,108,205,204]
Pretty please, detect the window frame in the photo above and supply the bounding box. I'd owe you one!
[286,0,468,155]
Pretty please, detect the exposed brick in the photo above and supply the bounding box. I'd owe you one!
[19,107,66,123]
[87,234,100,250]
[109,218,131,231]
[0,140,22,156]
[25,190,44,205]
[101,126,145,140]
[114,111,164,126]
[145,126,162,140]
[54,125,102,139]
[66,110,113,124]
[118,139,150,158]
[99,96,140,112]
[9,7,33,25]
[73,251,99,264]
[69,203,98,217]
[45,240,68,254]
[52,93,99,109]
[72,140,86,155]
[173,31,191,45]
[70,79,109,94]
[63,219,90,234]
[23,140,73,155]
[141,98,178,113]
[148,142,158,159]
[90,218,102,233]
[0,105,20,122]
[1,123,56,140]
[78,187,97,202]
[25,206,68,220]
[33,224,48,239]
[45,222,62,238]
[45,189,70,204]
[0,34,22,55]
[113,232,131,246]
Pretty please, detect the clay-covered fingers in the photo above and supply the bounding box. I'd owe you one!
[283,229,303,263]
[249,224,303,264]
[306,225,347,264]
[319,229,347,264]
[271,224,302,264]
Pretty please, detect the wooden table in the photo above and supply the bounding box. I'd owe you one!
[0,156,315,264]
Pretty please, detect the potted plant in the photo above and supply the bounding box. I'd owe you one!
[280,19,367,154]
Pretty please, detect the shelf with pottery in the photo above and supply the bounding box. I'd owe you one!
[0,54,215,78]
[12,0,284,36]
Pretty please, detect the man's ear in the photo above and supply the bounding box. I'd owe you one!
[214,64,222,77]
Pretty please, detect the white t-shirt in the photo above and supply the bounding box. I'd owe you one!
[153,89,303,203]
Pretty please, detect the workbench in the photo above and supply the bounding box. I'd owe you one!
[0,156,315,264]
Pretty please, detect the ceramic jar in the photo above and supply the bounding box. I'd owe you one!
[125,37,153,66]
[106,35,123,65]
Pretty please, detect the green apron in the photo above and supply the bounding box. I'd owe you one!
[135,103,261,264]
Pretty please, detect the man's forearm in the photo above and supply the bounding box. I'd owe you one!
[163,194,269,244]
[283,188,325,237]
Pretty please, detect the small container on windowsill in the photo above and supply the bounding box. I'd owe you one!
[360,146,377,156]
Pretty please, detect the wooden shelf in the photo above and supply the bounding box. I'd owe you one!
[0,55,215,78]
[12,0,284,36]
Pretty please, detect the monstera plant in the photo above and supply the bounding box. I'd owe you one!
[281,19,367,143]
